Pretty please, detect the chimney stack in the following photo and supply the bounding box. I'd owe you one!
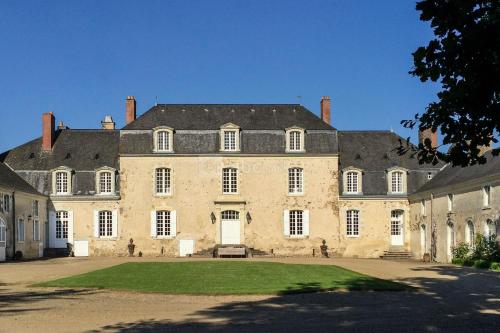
[126,96,136,125]
[42,112,55,151]
[320,96,331,125]
[101,115,116,130]
[419,127,438,148]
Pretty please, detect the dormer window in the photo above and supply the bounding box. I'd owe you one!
[52,167,72,195]
[153,127,174,153]
[342,168,362,194]
[387,167,407,194]
[220,123,240,152]
[95,167,116,195]
[285,127,305,152]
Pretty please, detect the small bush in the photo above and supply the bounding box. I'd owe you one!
[452,258,465,265]
[473,259,491,269]
[463,258,474,267]
[451,242,470,260]
[490,262,500,271]
[471,234,499,262]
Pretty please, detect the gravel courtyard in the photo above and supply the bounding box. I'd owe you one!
[0,257,499,332]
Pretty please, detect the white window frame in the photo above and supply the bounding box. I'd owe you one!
[98,210,113,238]
[96,167,116,195]
[150,210,177,239]
[33,219,40,242]
[155,167,172,196]
[346,210,360,237]
[52,167,72,195]
[219,123,240,152]
[153,127,174,153]
[56,211,69,239]
[482,185,491,208]
[343,168,363,194]
[283,209,309,238]
[447,193,454,212]
[285,127,305,153]
[465,220,474,247]
[17,218,25,242]
[32,200,39,218]
[222,167,238,194]
[288,167,304,195]
[387,167,407,194]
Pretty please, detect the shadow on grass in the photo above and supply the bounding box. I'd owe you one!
[86,265,499,333]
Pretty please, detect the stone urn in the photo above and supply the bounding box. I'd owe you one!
[127,238,136,257]
[320,239,329,258]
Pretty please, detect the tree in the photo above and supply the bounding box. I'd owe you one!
[403,0,500,166]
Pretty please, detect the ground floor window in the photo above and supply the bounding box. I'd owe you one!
[346,210,359,236]
[156,211,172,236]
[33,219,40,241]
[17,218,25,242]
[289,210,304,236]
[56,211,69,239]
[484,219,495,238]
[0,219,6,244]
[99,211,113,237]
[465,220,474,247]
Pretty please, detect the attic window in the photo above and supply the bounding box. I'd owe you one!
[355,154,362,160]
[29,152,35,159]
[286,128,305,153]
[153,128,174,153]
[65,153,71,159]
[220,124,240,152]
[94,154,100,160]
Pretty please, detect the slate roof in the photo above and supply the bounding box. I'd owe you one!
[122,104,335,130]
[0,162,44,196]
[415,151,500,194]
[338,131,444,195]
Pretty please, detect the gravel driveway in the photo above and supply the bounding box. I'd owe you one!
[0,257,498,332]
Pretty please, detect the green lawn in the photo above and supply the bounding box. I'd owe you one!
[38,261,407,295]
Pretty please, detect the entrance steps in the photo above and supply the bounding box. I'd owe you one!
[191,245,271,258]
[380,247,413,260]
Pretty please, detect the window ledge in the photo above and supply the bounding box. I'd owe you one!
[153,150,175,154]
[286,150,306,153]
[482,206,491,210]
[95,237,117,241]
[153,236,176,240]
[287,193,305,197]
[346,235,360,238]
[154,193,173,198]
[286,235,308,239]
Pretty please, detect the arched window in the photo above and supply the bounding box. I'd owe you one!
[153,128,174,152]
[465,220,474,247]
[484,219,496,238]
[387,168,407,194]
[288,167,304,194]
[53,169,71,195]
[286,127,305,152]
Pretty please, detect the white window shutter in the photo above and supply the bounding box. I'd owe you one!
[48,211,56,248]
[283,210,290,236]
[303,209,310,236]
[112,210,118,238]
[93,210,100,238]
[67,210,74,244]
[170,210,177,236]
[151,210,157,238]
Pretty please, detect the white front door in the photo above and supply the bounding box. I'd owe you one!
[50,211,72,248]
[221,210,240,245]
[179,239,194,257]
[0,219,6,261]
[390,210,404,246]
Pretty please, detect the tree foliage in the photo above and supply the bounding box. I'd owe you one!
[404,0,500,166]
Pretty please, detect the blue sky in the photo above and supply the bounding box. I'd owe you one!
[0,0,438,152]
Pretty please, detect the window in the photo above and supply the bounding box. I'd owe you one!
[288,168,304,194]
[484,219,495,238]
[391,171,403,193]
[346,210,360,236]
[156,211,172,236]
[155,168,171,195]
[346,171,360,194]
[465,220,474,247]
[55,211,69,239]
[223,130,237,151]
[289,210,304,236]
[427,172,433,180]
[55,171,69,194]
[0,219,6,244]
[154,128,174,152]
[286,127,305,152]
[99,211,113,237]
[221,210,239,220]
[421,199,426,216]
[447,194,453,212]
[99,171,112,194]
[33,219,40,241]
[222,168,238,194]
[3,195,9,213]
[17,218,25,242]
[33,200,39,218]
[483,186,491,207]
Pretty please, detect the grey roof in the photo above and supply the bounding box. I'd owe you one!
[338,131,444,195]
[415,151,500,193]
[123,104,335,130]
[0,130,120,196]
[0,162,44,196]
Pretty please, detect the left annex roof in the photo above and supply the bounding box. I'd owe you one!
[0,162,44,196]
[0,129,120,171]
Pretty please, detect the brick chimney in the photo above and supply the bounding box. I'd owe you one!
[101,115,115,130]
[42,112,55,151]
[126,96,136,125]
[419,127,438,148]
[320,96,331,125]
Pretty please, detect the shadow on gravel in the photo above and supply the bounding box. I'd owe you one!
[89,265,500,333]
